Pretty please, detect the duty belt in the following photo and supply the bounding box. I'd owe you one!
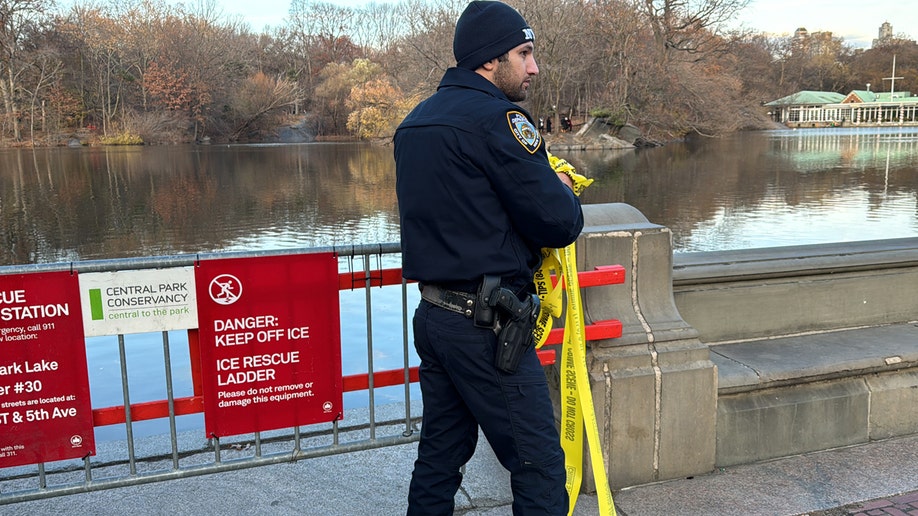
[419,284,476,318]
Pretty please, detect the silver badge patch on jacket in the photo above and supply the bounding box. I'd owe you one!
[507,111,541,154]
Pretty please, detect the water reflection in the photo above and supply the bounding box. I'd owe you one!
[0,143,401,265]
[5,129,917,441]
[574,127,918,251]
[1,127,917,266]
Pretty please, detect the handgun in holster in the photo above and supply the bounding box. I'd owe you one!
[474,275,502,328]
[491,288,540,374]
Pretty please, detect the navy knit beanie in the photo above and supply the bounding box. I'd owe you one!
[453,1,534,70]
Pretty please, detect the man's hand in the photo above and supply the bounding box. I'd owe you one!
[557,172,574,190]
[548,152,593,196]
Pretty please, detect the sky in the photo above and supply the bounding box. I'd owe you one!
[733,0,916,48]
[158,1,918,49]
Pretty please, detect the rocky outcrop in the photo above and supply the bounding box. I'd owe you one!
[273,122,316,143]
[544,118,647,151]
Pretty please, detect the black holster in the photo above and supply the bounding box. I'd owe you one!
[474,275,501,328]
[491,288,540,374]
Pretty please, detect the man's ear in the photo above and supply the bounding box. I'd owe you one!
[480,58,499,72]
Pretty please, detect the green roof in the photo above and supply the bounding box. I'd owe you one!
[769,90,918,106]
[874,91,918,102]
[765,91,846,106]
[844,90,918,103]
[847,90,875,102]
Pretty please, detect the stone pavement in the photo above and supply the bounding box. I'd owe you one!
[610,432,918,516]
[803,491,918,516]
[2,431,916,515]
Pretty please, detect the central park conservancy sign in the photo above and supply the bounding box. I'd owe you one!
[78,267,198,336]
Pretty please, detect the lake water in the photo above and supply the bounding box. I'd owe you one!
[576,127,918,251]
[1,127,916,440]
[2,127,916,265]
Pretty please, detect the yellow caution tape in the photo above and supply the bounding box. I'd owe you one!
[533,248,563,349]
[534,153,592,349]
[558,242,616,516]
[536,153,616,516]
[548,153,594,196]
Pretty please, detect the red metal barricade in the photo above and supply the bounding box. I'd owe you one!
[90,265,624,427]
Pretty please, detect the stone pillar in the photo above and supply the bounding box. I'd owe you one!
[556,203,717,490]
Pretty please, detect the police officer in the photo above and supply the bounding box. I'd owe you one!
[394,2,583,514]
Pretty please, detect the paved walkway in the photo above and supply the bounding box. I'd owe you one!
[806,491,918,516]
[2,432,916,515]
[610,434,918,516]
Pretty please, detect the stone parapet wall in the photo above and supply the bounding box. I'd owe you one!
[571,204,918,490]
[672,238,918,342]
[572,204,717,489]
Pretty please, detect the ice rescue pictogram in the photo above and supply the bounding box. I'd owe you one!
[209,274,242,305]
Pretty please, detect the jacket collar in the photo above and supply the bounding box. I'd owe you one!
[437,67,507,101]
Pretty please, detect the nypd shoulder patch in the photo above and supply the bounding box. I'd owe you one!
[506,111,541,154]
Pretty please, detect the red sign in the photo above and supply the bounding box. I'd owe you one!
[195,253,342,437]
[0,271,96,467]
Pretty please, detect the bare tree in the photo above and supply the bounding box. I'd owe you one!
[576,0,647,124]
[387,0,463,95]
[848,41,918,96]
[21,43,61,140]
[0,0,53,140]
[226,71,297,141]
[349,2,407,58]
[729,33,786,103]
[112,0,173,112]
[287,0,358,81]
[2,0,895,145]
[636,0,749,63]
[515,0,590,128]
[58,4,129,135]
[168,1,250,138]
[285,0,364,126]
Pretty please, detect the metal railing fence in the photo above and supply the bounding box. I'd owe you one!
[0,243,421,505]
[1,243,623,505]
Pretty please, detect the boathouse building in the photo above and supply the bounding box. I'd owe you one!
[766,89,918,127]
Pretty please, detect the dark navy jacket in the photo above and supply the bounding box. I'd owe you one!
[394,67,583,293]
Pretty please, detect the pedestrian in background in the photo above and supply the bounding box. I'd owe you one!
[393,1,583,514]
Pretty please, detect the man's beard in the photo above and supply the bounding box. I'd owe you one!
[494,62,528,102]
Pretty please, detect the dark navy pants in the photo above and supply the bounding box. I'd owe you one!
[406,300,568,515]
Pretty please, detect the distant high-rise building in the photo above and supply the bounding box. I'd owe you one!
[879,22,893,40]
[873,21,893,47]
